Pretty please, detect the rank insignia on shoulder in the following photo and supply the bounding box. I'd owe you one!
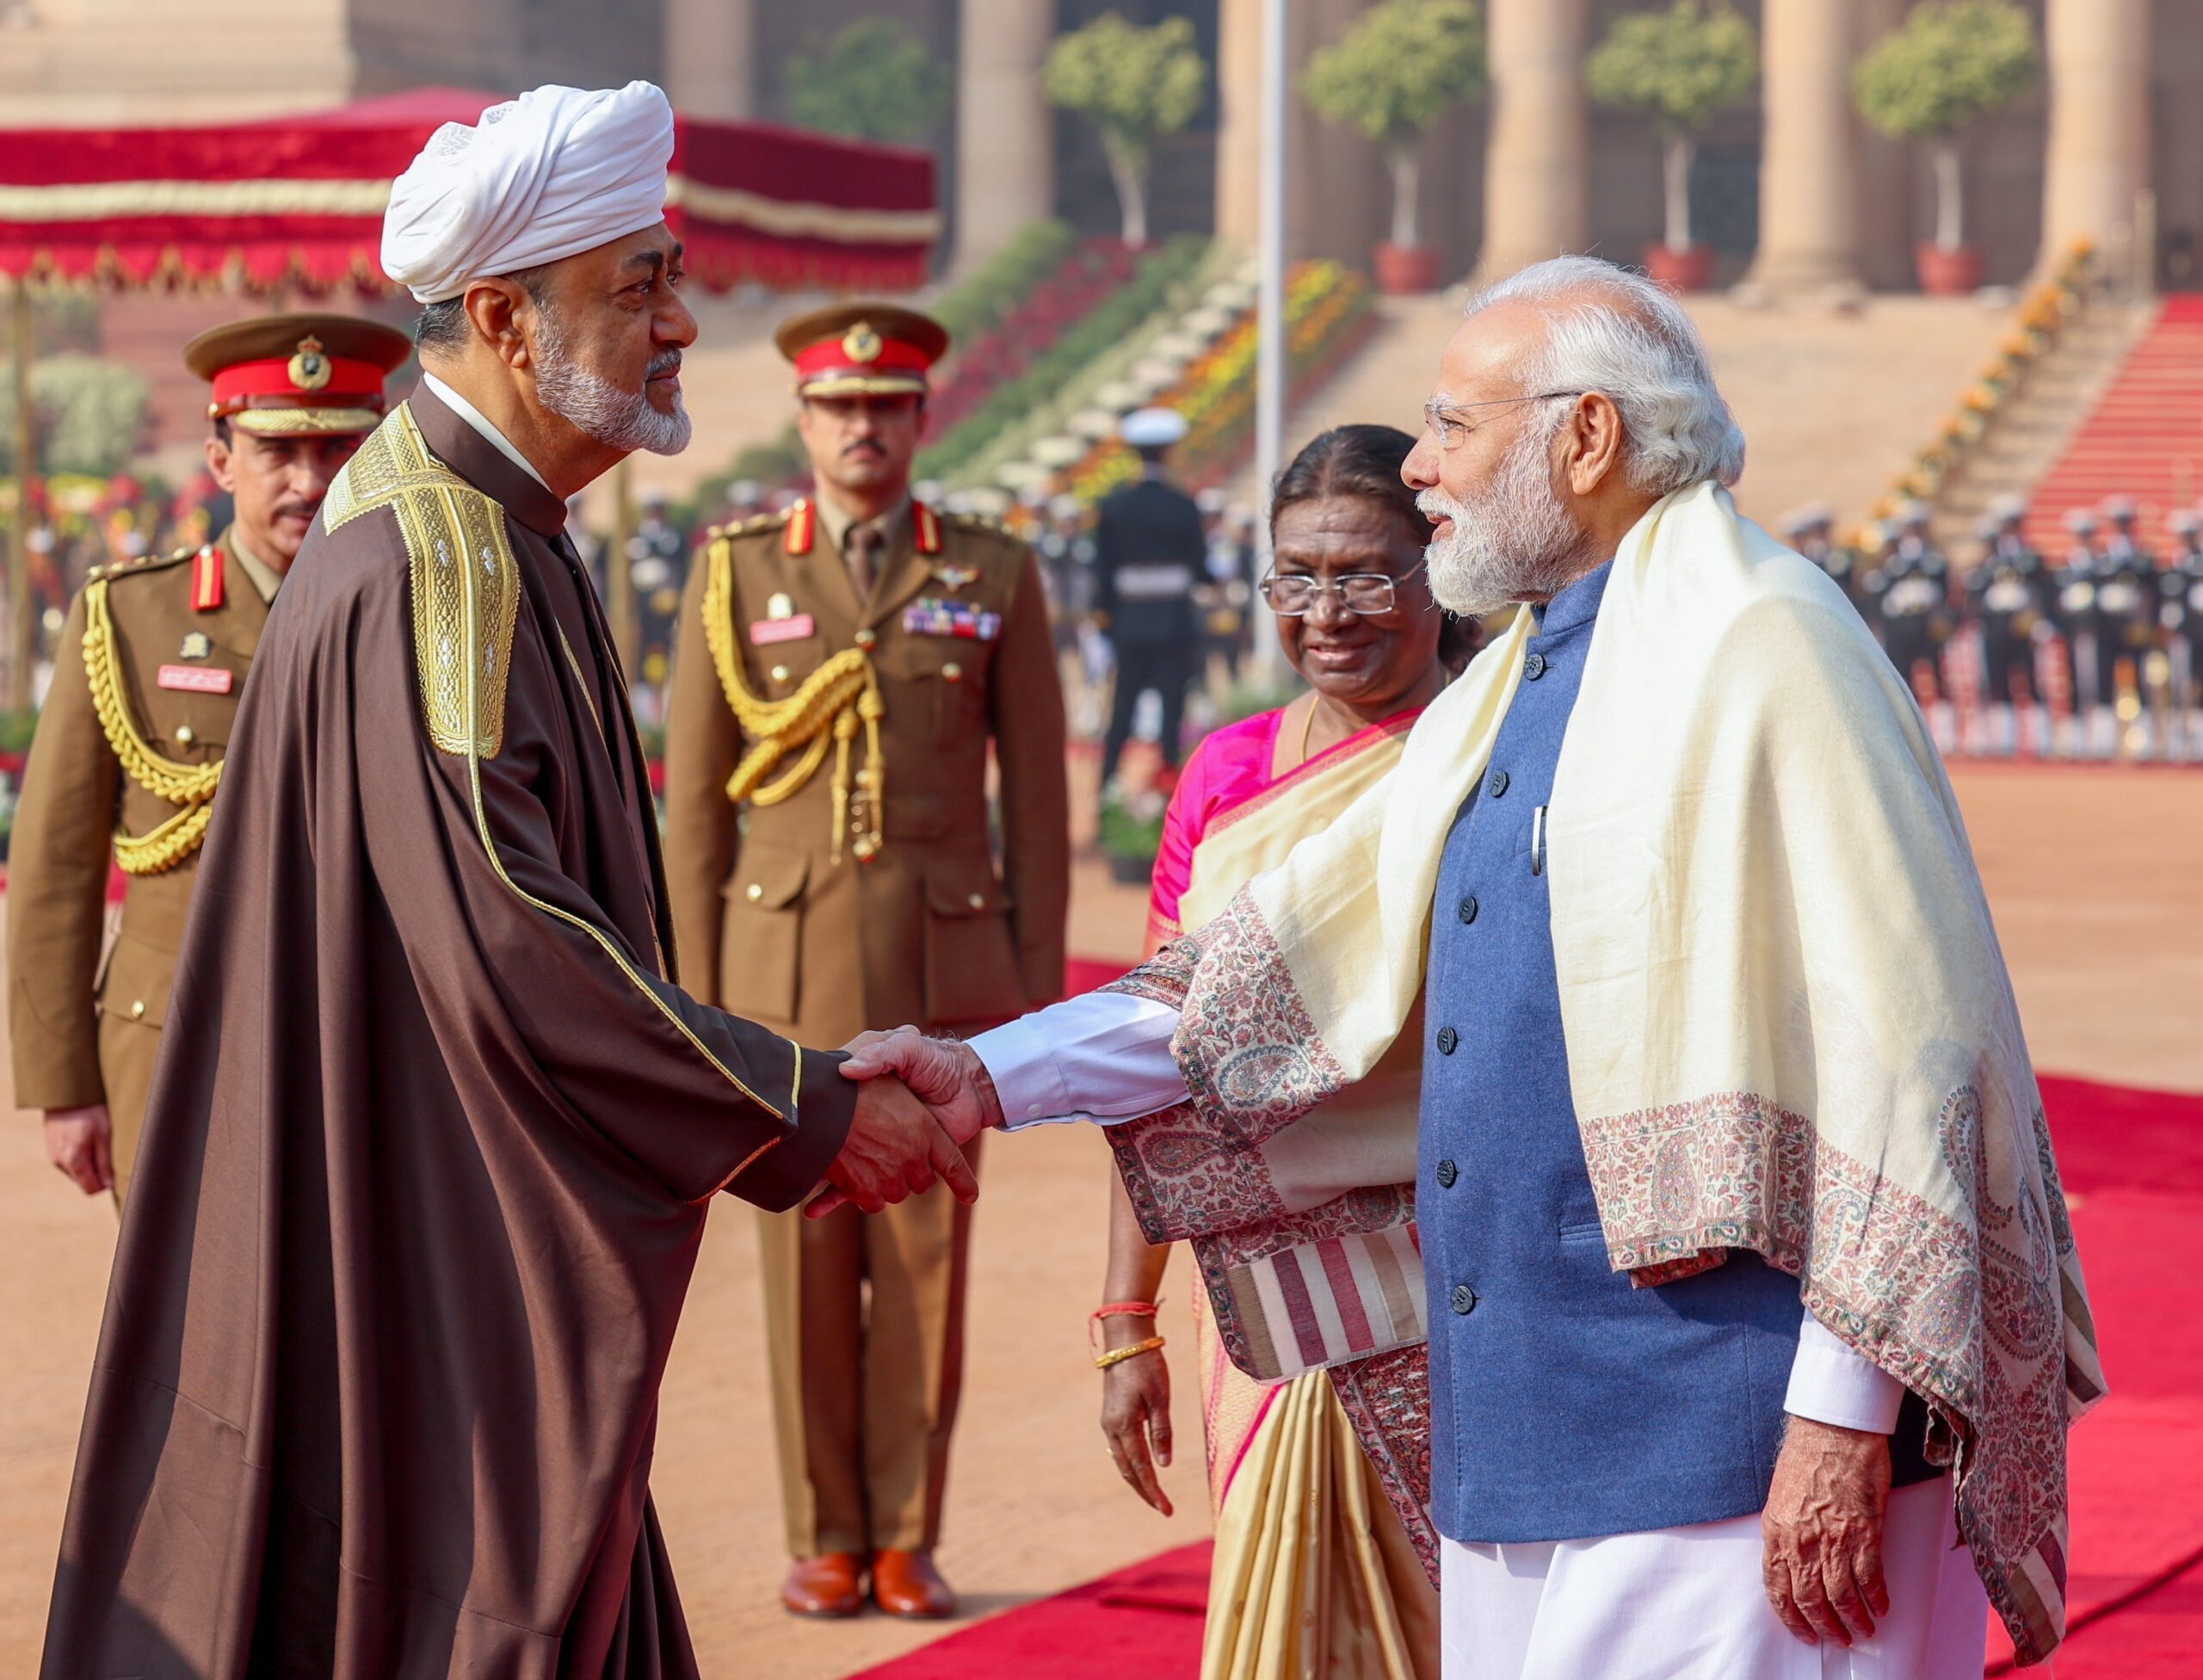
[903,596,1001,642]
[930,563,981,593]
[179,630,213,660]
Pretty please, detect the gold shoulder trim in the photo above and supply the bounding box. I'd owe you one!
[326,405,521,758]
[88,544,196,585]
[706,508,793,543]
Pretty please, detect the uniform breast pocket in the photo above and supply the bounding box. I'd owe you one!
[719,849,807,1028]
[750,637,824,700]
[892,636,994,748]
[921,855,1025,1027]
[149,670,244,764]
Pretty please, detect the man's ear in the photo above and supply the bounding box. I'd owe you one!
[460,277,534,370]
[204,433,238,495]
[1564,392,1626,497]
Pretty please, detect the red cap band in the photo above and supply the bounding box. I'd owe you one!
[208,356,391,416]
[792,338,932,384]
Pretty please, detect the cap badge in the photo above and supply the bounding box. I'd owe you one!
[179,630,213,661]
[287,336,332,392]
[766,592,795,621]
[841,321,883,365]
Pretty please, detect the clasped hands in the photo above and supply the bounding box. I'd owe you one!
[808,1028,1005,1219]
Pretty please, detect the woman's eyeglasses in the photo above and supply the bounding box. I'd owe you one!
[1260,564,1427,617]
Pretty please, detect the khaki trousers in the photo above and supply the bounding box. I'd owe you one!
[756,1134,978,1558]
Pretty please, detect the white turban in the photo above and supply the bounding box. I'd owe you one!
[382,83,676,305]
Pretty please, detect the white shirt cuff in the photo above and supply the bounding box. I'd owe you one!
[1785,1307,1908,1434]
[968,991,1188,1130]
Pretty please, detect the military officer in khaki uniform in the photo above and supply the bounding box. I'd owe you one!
[8,313,410,1204]
[663,303,1069,1621]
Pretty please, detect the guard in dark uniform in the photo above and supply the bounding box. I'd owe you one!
[5,312,408,1204]
[1781,503,1861,609]
[1865,503,1953,700]
[2163,510,2203,743]
[627,485,688,711]
[2052,509,2106,714]
[661,301,1069,1624]
[1967,496,2050,716]
[2095,495,2160,708]
[1095,406,1207,786]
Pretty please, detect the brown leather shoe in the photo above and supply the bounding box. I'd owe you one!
[871,1548,956,1618]
[781,1553,866,1618]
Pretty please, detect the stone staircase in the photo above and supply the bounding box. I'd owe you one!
[1928,297,2156,558]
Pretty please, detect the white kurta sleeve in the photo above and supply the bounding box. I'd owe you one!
[1784,1306,1908,1433]
[969,991,1187,1130]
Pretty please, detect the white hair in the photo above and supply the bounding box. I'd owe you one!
[1464,256,1745,495]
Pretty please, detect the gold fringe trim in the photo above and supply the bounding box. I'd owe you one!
[81,577,221,876]
[702,537,886,863]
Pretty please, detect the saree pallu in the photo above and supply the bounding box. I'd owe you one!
[1146,707,1437,1680]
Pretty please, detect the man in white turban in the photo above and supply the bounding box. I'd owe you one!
[38,82,975,1680]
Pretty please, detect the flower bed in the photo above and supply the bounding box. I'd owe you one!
[923,237,1137,439]
[1056,259,1376,503]
[1867,239,2095,526]
[916,235,1211,486]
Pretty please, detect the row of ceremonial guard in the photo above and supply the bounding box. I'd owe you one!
[1783,496,2203,756]
[8,300,1222,1624]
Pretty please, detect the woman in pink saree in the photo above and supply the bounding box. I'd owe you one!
[1094,426,1478,1679]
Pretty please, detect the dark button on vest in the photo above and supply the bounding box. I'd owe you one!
[1524,651,1546,680]
[1436,1025,1459,1055]
[1436,1158,1459,1189]
[1459,895,1479,924]
[1488,769,1510,798]
[1450,1284,1478,1315]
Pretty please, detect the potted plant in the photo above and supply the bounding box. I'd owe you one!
[1852,0,2039,296]
[783,17,952,144]
[1301,0,1486,295]
[1584,1,1756,293]
[1097,778,1170,884]
[1045,14,1207,250]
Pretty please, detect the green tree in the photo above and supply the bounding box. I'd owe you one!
[1301,0,1485,250]
[1853,0,2039,252]
[1584,1,1757,254]
[0,355,147,477]
[783,18,951,145]
[1044,13,1206,248]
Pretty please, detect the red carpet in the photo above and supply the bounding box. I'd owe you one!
[855,1072,2203,1679]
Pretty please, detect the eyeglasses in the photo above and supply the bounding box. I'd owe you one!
[1422,391,1586,450]
[1260,564,1427,617]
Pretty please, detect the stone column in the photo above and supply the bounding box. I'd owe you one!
[2039,0,2153,277]
[953,0,1058,271]
[1480,0,1589,280]
[664,0,758,121]
[1746,0,1861,292]
[1215,0,1263,247]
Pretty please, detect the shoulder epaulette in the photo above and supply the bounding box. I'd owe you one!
[88,543,199,585]
[707,507,795,545]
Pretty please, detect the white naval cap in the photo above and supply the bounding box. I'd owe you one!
[1988,493,2027,522]
[1121,406,1189,448]
[382,83,676,305]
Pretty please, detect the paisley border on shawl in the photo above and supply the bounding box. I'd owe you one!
[1577,1085,2088,1666]
[1329,1344,1438,1585]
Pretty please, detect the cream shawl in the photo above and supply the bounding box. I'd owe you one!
[1106,481,2102,1665]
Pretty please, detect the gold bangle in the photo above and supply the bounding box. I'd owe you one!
[1094,1335,1165,1372]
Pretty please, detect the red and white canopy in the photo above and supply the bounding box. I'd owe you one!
[0,88,938,295]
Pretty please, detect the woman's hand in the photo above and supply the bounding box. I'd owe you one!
[1100,1327,1175,1516]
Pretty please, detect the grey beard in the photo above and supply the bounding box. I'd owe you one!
[532,312,692,458]
[1418,420,1595,615]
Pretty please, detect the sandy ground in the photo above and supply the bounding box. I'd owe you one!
[2,763,2199,1676]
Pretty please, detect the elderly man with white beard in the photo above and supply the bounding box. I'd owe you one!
[833,256,2102,1678]
[37,83,976,1679]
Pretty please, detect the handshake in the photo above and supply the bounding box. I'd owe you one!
[807,1029,1009,1220]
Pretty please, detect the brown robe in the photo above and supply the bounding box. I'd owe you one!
[40,386,856,1679]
